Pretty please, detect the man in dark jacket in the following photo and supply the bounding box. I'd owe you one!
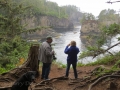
[64,40,80,79]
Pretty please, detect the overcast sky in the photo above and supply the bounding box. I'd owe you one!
[49,0,120,16]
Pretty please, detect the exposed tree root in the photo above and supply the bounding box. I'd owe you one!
[0,78,14,82]
[36,76,68,85]
[0,86,11,89]
[0,45,40,88]
[73,66,119,90]
[29,66,120,90]
[88,75,120,90]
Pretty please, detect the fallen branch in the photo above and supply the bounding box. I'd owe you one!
[93,42,120,58]
[106,0,120,4]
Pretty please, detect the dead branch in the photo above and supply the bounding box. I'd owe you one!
[106,0,120,4]
[93,42,120,58]
[105,42,120,52]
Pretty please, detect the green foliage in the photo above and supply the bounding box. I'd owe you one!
[0,0,32,73]
[87,55,114,66]
[98,9,119,22]
[98,60,120,76]
[96,35,106,47]
[0,0,27,39]
[101,23,120,36]
[0,39,30,65]
[87,52,120,66]
[80,22,120,60]
[0,0,82,73]
[79,46,104,59]
[112,59,120,69]
[94,67,106,76]
[98,9,120,29]
[81,13,95,23]
[94,65,120,77]
[60,64,66,68]
[77,62,85,67]
[0,39,30,73]
[54,61,66,68]
[80,51,120,77]
[0,64,16,74]
[12,0,82,19]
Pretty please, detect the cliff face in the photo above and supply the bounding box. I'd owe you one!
[80,20,101,47]
[80,20,119,47]
[21,15,73,29]
[21,15,74,40]
[81,20,100,34]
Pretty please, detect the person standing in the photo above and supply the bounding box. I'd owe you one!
[64,40,80,79]
[38,36,54,80]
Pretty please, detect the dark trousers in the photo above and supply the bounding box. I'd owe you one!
[41,63,51,79]
[65,62,78,79]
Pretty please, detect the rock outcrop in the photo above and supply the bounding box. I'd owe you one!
[80,20,101,47]
[22,15,73,29]
[80,19,119,48]
[21,15,74,40]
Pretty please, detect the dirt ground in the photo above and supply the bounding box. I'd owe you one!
[30,64,120,90]
[1,64,120,90]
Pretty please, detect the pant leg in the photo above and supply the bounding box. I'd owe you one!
[44,63,51,79]
[41,63,46,79]
[65,62,71,77]
[72,62,78,79]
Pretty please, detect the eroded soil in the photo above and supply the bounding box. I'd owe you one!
[1,64,120,90]
[30,64,120,90]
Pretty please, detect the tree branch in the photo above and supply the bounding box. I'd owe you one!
[106,0,120,4]
[93,42,120,58]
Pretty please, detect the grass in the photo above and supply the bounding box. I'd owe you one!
[1,50,120,75]
[53,61,66,68]
[0,64,16,74]
[86,54,118,66]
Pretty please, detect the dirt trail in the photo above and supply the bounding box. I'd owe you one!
[31,64,99,90]
[1,64,120,90]
[32,64,120,90]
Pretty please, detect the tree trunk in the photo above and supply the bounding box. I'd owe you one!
[20,44,39,71]
[0,44,40,89]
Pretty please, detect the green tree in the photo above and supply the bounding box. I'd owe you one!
[0,0,27,39]
[80,23,120,59]
[98,9,119,23]
[12,0,82,19]
[81,13,95,23]
[0,0,42,69]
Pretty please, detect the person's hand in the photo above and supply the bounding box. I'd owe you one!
[67,44,70,46]
[52,50,55,55]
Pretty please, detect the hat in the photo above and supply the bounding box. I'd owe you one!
[46,36,52,39]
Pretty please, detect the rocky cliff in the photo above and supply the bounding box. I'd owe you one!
[80,20,119,47]
[80,20,101,47]
[22,15,74,28]
[21,15,74,40]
